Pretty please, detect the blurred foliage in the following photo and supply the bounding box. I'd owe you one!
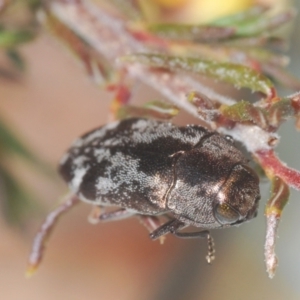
[0,166,37,226]
[117,100,179,120]
[0,117,53,227]
[123,53,275,96]
[150,6,294,39]
[0,0,40,78]
[0,0,49,227]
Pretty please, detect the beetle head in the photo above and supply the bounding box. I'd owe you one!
[166,148,260,229]
[213,164,260,226]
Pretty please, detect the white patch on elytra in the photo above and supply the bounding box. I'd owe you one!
[96,177,115,195]
[73,155,89,166]
[94,152,149,199]
[103,138,124,147]
[84,147,91,154]
[130,119,206,146]
[83,120,120,144]
[70,167,89,192]
[82,129,106,145]
[105,120,120,131]
[68,155,90,192]
[93,148,111,162]
[71,137,83,147]
[131,119,149,131]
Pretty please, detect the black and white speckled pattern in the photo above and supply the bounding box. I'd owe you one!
[59,118,260,228]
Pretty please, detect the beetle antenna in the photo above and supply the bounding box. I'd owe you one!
[88,205,103,224]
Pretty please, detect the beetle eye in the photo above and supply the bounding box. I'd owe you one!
[225,135,234,143]
[214,203,240,225]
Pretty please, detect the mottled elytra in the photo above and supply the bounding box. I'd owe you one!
[59,118,260,244]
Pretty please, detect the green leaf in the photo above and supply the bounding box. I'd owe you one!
[0,29,35,48]
[6,49,26,71]
[210,6,294,38]
[212,5,268,26]
[110,0,144,20]
[144,100,179,114]
[267,97,296,128]
[123,53,275,96]
[148,23,235,42]
[0,119,37,162]
[221,100,270,129]
[117,101,179,120]
[262,64,300,91]
[0,119,53,176]
[0,166,39,226]
[243,48,288,67]
[26,0,43,11]
[230,11,294,37]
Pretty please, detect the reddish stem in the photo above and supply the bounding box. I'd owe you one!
[255,149,300,190]
[264,176,289,278]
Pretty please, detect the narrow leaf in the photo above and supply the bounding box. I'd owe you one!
[244,48,289,67]
[110,0,144,20]
[267,96,299,128]
[212,5,268,26]
[144,100,179,116]
[0,119,52,175]
[149,23,235,42]
[187,91,220,123]
[123,53,275,96]
[0,166,38,226]
[6,49,26,71]
[117,101,179,120]
[42,11,113,84]
[262,63,300,91]
[231,11,295,37]
[221,100,268,129]
[0,29,35,48]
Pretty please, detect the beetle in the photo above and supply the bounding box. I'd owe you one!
[59,117,260,244]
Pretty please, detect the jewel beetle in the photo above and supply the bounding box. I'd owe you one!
[59,117,260,243]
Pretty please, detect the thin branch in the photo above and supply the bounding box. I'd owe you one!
[47,0,238,111]
[255,149,300,191]
[264,176,289,278]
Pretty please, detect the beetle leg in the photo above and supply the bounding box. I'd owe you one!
[99,208,135,222]
[138,215,166,244]
[26,193,80,277]
[172,230,208,239]
[151,221,215,264]
[88,205,103,224]
[149,219,185,240]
